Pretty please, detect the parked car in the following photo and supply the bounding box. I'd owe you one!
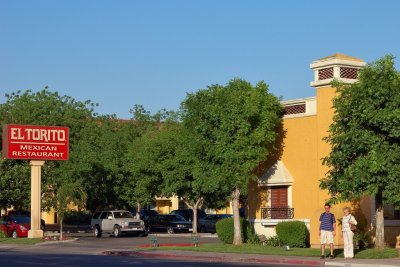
[197,214,233,233]
[90,210,146,238]
[0,215,46,238]
[6,211,46,231]
[139,209,159,223]
[170,209,207,222]
[147,214,192,234]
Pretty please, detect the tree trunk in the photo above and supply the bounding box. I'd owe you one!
[136,202,141,220]
[60,216,63,241]
[185,198,203,234]
[193,206,198,234]
[232,187,242,245]
[375,205,385,249]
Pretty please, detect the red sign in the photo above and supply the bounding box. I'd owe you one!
[2,124,69,161]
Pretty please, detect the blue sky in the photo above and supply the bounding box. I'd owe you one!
[1,1,399,119]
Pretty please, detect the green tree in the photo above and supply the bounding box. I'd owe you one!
[44,182,87,240]
[0,89,96,211]
[0,89,138,212]
[181,79,283,244]
[123,107,183,218]
[152,123,228,233]
[0,159,30,211]
[124,128,164,216]
[61,115,137,211]
[320,55,400,249]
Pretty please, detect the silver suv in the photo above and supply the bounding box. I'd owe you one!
[90,210,145,238]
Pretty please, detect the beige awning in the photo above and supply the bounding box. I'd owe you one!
[258,161,294,186]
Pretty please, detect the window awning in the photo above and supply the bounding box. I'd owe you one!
[258,161,294,186]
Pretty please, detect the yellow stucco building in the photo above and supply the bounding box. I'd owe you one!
[155,196,232,215]
[248,53,400,247]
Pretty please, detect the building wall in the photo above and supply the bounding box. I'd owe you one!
[249,84,355,246]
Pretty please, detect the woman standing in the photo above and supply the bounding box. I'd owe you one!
[342,207,358,259]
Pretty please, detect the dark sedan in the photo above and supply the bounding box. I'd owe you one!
[147,214,192,234]
[197,214,233,233]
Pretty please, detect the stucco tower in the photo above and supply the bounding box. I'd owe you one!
[310,53,366,246]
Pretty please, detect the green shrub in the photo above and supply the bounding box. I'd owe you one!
[0,230,8,238]
[216,217,253,244]
[276,221,308,248]
[63,210,92,225]
[354,231,372,249]
[245,223,260,245]
[265,235,281,247]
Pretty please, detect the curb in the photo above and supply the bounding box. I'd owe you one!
[35,238,79,245]
[325,262,400,267]
[45,231,90,235]
[148,233,218,238]
[102,250,323,266]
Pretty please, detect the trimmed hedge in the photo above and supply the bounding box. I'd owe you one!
[216,217,251,244]
[276,221,308,248]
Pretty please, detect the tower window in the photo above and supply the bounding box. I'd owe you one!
[340,67,358,79]
[318,67,334,80]
[284,104,306,115]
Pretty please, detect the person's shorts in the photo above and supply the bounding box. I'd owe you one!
[320,230,334,244]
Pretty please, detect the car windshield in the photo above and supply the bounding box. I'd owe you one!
[148,210,158,215]
[142,210,158,216]
[166,214,187,222]
[11,216,30,224]
[113,211,134,218]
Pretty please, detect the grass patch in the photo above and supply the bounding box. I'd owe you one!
[354,248,399,259]
[138,243,399,259]
[0,238,43,245]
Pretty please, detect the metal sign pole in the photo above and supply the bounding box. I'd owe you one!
[28,160,45,238]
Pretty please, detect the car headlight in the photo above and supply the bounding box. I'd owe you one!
[19,225,27,231]
[176,224,185,228]
[120,221,127,226]
[140,220,144,226]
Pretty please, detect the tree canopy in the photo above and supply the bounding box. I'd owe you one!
[181,78,283,244]
[321,55,400,207]
[0,90,97,211]
[0,89,134,212]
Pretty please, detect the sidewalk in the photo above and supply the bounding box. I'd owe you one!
[103,249,400,267]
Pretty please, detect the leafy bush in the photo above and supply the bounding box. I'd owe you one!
[63,210,92,225]
[216,217,253,244]
[0,230,8,238]
[264,235,281,247]
[354,230,372,249]
[245,223,260,244]
[276,221,308,248]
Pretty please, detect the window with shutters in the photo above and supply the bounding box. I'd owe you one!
[271,186,288,219]
[271,186,288,208]
[260,186,294,219]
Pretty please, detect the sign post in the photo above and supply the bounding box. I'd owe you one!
[2,124,69,238]
[29,160,45,238]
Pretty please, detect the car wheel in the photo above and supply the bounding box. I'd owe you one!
[113,225,121,238]
[94,226,102,238]
[138,231,147,237]
[12,230,18,238]
[167,227,174,234]
[200,226,206,233]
